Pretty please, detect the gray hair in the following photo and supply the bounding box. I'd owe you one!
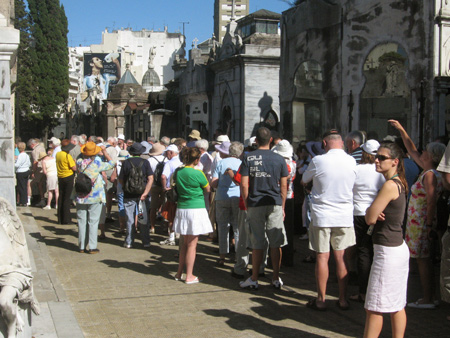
[160,136,170,146]
[346,130,364,145]
[27,138,38,147]
[71,135,80,144]
[426,142,446,167]
[148,136,157,143]
[107,136,116,145]
[97,136,104,143]
[195,139,209,151]
[229,141,244,157]
[79,134,87,144]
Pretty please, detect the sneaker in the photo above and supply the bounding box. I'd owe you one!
[160,239,176,246]
[150,228,155,234]
[43,205,51,210]
[123,243,132,249]
[272,278,283,289]
[239,277,258,289]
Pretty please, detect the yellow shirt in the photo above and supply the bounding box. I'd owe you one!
[56,151,76,178]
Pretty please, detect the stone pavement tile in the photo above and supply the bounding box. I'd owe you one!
[30,302,58,338]
[22,204,450,337]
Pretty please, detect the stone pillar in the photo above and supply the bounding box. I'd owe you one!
[0,17,20,208]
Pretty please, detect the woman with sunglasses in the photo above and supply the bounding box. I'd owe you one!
[364,142,409,338]
[389,119,446,309]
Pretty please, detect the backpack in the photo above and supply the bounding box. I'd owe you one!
[75,161,95,196]
[123,159,146,195]
[152,156,166,187]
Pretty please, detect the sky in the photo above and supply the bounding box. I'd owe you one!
[60,0,292,48]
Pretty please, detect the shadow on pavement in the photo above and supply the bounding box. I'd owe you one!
[204,308,319,337]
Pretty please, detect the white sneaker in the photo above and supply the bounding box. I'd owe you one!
[272,278,283,289]
[43,205,51,210]
[239,277,258,289]
[160,239,176,246]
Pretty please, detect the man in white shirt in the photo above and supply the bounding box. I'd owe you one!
[160,144,182,245]
[302,129,357,311]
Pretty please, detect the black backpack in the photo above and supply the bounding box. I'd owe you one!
[123,159,146,195]
[152,156,166,187]
[75,161,95,196]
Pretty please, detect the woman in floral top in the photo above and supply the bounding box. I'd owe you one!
[390,120,446,309]
[76,142,114,254]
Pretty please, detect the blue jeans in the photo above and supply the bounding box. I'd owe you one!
[124,198,150,246]
[77,203,102,250]
[118,193,125,217]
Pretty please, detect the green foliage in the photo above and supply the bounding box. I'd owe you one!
[16,0,69,138]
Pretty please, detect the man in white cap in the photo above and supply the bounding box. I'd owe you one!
[160,144,182,245]
[117,134,126,151]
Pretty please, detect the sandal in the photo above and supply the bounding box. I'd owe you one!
[306,298,326,311]
[216,259,225,267]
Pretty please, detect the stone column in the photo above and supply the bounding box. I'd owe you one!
[0,19,20,208]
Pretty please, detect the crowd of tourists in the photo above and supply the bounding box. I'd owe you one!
[14,121,450,337]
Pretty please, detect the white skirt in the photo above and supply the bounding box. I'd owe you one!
[46,175,58,191]
[173,208,213,236]
[365,241,410,313]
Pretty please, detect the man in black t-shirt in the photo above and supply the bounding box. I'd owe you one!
[119,143,153,248]
[239,127,289,290]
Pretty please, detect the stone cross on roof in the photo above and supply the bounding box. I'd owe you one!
[192,37,198,49]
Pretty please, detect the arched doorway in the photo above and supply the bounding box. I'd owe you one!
[292,60,324,141]
[360,43,410,140]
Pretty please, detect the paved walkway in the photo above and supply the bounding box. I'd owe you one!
[19,205,449,337]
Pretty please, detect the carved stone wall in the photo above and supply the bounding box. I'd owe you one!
[0,8,20,208]
[281,0,437,142]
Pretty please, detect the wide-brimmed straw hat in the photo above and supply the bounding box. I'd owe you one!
[38,152,48,161]
[149,143,165,156]
[81,141,101,156]
[188,129,201,140]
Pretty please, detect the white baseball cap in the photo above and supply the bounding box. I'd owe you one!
[362,139,380,155]
[118,134,125,140]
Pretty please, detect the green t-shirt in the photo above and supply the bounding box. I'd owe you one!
[176,166,209,209]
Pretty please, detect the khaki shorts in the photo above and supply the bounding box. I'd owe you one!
[150,185,165,210]
[308,226,356,253]
[247,205,287,250]
[32,172,45,184]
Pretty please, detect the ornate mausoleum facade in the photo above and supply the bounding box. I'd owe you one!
[280,0,450,145]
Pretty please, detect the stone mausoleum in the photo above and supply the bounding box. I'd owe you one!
[280,0,450,145]
[175,9,282,142]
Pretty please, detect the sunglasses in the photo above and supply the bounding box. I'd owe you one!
[375,154,392,161]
